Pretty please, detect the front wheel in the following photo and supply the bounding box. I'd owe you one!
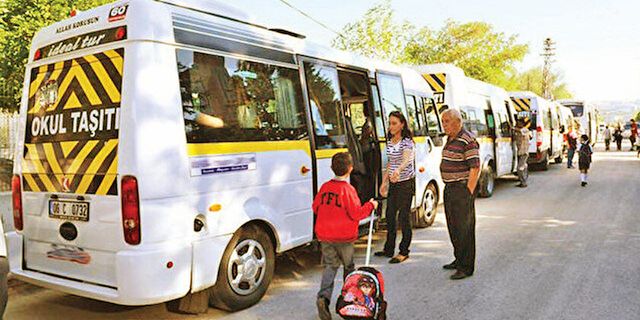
[209,224,275,311]
[413,183,438,228]
[478,166,495,198]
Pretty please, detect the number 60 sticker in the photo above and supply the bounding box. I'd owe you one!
[108,4,129,22]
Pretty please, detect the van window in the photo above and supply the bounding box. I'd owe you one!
[303,62,346,149]
[460,106,488,137]
[177,49,308,143]
[415,97,428,137]
[376,73,407,125]
[371,85,386,139]
[423,98,442,136]
[405,95,420,135]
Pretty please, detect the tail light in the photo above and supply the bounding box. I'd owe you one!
[121,176,141,245]
[536,126,543,148]
[12,175,23,231]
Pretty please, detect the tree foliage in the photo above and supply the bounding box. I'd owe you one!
[333,1,570,98]
[0,0,113,110]
[332,0,414,63]
[505,66,572,99]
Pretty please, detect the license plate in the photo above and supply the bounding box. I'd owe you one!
[49,200,89,222]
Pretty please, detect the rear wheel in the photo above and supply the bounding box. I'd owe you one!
[554,153,563,164]
[478,166,495,198]
[539,153,549,171]
[413,183,438,228]
[209,224,275,311]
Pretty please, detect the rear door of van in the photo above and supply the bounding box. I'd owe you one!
[21,43,125,288]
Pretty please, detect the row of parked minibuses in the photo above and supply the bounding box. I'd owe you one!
[5,0,592,313]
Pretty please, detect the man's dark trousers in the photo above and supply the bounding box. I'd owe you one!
[444,182,476,275]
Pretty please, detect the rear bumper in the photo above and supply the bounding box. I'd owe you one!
[6,231,192,306]
[528,151,547,164]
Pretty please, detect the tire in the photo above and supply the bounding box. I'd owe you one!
[540,153,549,171]
[554,154,563,164]
[478,166,495,198]
[413,183,438,228]
[208,224,275,311]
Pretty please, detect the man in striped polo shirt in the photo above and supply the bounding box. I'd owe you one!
[439,109,481,280]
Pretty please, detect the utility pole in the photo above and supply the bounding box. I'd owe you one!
[541,38,556,100]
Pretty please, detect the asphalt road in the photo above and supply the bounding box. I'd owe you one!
[5,143,640,320]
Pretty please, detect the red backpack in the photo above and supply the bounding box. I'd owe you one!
[335,207,387,320]
[336,267,386,320]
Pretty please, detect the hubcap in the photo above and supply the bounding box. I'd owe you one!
[423,189,436,221]
[227,239,267,296]
[487,175,495,193]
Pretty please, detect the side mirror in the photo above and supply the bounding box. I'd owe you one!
[431,134,445,147]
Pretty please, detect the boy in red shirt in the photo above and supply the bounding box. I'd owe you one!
[314,152,378,320]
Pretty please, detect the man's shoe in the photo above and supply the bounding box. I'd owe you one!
[316,297,331,320]
[389,254,409,264]
[581,181,587,187]
[450,270,472,280]
[374,251,393,258]
[442,261,457,270]
[516,183,527,188]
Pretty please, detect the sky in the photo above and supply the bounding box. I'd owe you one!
[227,0,640,102]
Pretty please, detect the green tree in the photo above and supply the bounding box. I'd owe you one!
[0,0,113,110]
[332,0,414,63]
[506,66,572,99]
[635,110,640,122]
[404,20,529,88]
[332,1,529,88]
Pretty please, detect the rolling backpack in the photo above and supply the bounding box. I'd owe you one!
[336,209,387,320]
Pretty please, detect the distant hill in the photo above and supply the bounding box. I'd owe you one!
[593,100,639,123]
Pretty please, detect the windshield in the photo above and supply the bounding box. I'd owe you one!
[565,104,584,117]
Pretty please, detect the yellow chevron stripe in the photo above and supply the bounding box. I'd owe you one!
[60,141,79,158]
[423,74,443,92]
[76,140,117,194]
[103,50,123,75]
[24,144,57,192]
[511,99,523,111]
[43,143,64,185]
[29,65,48,98]
[84,54,121,103]
[50,60,101,111]
[66,140,99,175]
[96,155,118,195]
[435,73,446,87]
[521,98,531,108]
[23,174,40,192]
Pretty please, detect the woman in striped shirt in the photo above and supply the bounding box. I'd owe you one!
[375,111,415,263]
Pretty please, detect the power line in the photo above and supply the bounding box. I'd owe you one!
[278,0,345,39]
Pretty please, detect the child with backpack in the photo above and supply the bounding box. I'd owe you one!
[578,134,593,187]
[313,152,378,320]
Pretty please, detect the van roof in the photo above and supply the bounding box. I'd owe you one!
[27,0,421,88]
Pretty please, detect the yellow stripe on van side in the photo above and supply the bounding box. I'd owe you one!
[477,137,494,144]
[316,148,348,159]
[187,141,311,157]
[414,136,427,143]
[84,54,121,103]
[495,137,512,143]
[96,155,118,196]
